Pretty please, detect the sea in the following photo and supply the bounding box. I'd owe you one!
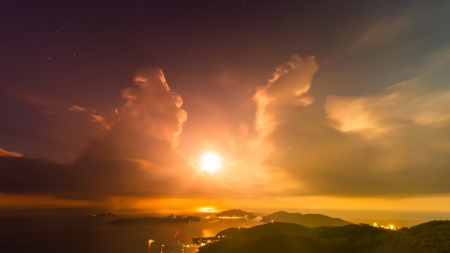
[0,208,261,253]
[1,208,449,253]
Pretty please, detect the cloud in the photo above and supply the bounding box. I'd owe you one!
[322,78,450,195]
[254,54,318,142]
[326,78,450,136]
[254,56,450,197]
[41,111,55,114]
[421,44,450,75]
[68,105,88,112]
[90,114,106,124]
[250,55,320,194]
[0,156,76,196]
[0,147,23,157]
[349,12,416,52]
[3,58,449,204]
[0,67,233,201]
[119,68,187,146]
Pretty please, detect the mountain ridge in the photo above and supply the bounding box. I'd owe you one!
[261,211,352,227]
[198,220,450,253]
[215,209,256,219]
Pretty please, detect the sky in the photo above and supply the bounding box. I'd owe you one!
[1,0,450,221]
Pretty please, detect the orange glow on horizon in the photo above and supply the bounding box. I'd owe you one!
[199,207,217,213]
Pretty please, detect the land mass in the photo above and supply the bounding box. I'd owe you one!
[215,209,256,219]
[197,220,450,253]
[91,213,116,217]
[261,211,351,227]
[109,215,200,224]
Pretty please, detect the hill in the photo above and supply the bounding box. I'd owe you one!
[198,222,310,253]
[261,211,351,227]
[91,213,116,217]
[215,209,256,219]
[197,220,450,253]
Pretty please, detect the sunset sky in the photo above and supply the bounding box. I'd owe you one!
[1,0,450,221]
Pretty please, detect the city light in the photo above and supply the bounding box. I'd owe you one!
[148,239,154,253]
[372,222,398,230]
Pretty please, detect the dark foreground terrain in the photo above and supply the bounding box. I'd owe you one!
[198,220,450,253]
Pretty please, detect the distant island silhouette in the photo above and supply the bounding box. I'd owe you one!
[109,214,200,224]
[91,213,116,217]
[215,209,256,219]
[261,211,351,227]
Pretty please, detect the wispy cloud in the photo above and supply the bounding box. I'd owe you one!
[41,111,55,114]
[68,105,88,112]
[0,147,23,157]
[90,114,106,123]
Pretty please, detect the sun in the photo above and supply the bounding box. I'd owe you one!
[200,152,221,173]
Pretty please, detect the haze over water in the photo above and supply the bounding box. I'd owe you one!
[1,207,449,253]
[0,209,261,253]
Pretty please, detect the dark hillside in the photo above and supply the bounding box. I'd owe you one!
[198,222,310,253]
[198,220,450,253]
[261,211,351,227]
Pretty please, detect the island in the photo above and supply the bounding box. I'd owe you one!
[215,209,256,219]
[91,213,117,217]
[109,214,201,224]
[260,211,351,227]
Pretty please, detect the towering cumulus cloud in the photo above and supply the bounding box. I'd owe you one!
[255,56,450,197]
[119,68,187,145]
[0,67,193,200]
[254,55,318,151]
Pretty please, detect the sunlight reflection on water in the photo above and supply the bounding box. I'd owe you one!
[201,229,214,237]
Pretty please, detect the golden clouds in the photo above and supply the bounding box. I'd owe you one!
[325,78,450,136]
[254,55,318,140]
[0,67,205,202]
[121,67,187,146]
[3,57,450,209]
[251,56,450,198]
[325,94,397,137]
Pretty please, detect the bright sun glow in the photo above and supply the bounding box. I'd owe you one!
[199,207,217,212]
[200,152,221,173]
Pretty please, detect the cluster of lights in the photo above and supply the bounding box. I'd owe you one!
[217,216,246,219]
[372,223,398,230]
[196,239,219,246]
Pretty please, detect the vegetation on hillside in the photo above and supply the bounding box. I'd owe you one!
[197,220,450,253]
[261,211,351,227]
